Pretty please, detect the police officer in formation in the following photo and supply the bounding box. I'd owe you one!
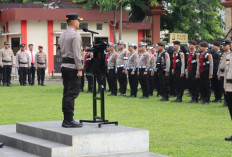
[34,45,47,86]
[16,44,31,86]
[27,44,36,86]
[116,41,128,96]
[126,43,138,97]
[0,42,14,86]
[107,42,117,96]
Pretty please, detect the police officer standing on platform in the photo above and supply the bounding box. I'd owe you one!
[107,42,117,96]
[171,41,185,102]
[58,13,84,128]
[147,46,155,96]
[16,44,31,86]
[155,42,170,101]
[218,40,231,107]
[125,43,138,98]
[224,49,232,141]
[137,42,150,99]
[116,41,128,96]
[34,46,47,86]
[0,42,14,86]
[27,44,36,86]
[196,42,213,104]
[186,40,199,103]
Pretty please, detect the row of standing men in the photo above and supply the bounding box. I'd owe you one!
[0,42,48,86]
[81,40,231,106]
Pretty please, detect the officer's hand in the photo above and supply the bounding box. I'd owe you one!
[122,70,125,73]
[180,74,184,78]
[77,70,82,77]
[144,72,147,75]
[137,72,140,75]
[209,75,213,79]
[0,64,3,68]
[131,71,135,75]
[165,72,169,77]
[115,70,117,74]
[12,64,15,67]
[195,74,200,79]
[186,75,188,79]
[17,67,19,70]
[125,70,128,75]
[225,88,227,94]
[36,67,38,70]
[218,76,221,80]
[151,73,154,76]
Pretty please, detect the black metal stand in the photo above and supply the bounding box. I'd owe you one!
[80,76,118,128]
[80,31,118,128]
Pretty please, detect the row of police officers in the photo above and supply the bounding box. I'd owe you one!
[0,42,47,86]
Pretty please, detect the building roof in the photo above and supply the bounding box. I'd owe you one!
[0,3,43,11]
[0,8,129,22]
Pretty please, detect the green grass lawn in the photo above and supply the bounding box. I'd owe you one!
[0,84,232,157]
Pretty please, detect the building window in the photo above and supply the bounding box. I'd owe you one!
[97,23,103,30]
[79,23,88,30]
[61,23,67,30]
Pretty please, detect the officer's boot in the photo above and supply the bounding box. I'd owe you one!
[41,80,45,86]
[38,80,41,85]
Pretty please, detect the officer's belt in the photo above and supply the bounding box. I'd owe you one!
[2,60,12,63]
[108,67,115,70]
[37,62,45,65]
[62,58,75,64]
[138,66,147,69]
[117,65,124,68]
[19,62,28,64]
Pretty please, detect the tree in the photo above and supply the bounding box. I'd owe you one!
[161,0,224,42]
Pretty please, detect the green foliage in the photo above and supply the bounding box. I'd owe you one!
[161,0,224,42]
[0,84,232,157]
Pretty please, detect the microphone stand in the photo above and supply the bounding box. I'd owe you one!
[80,32,118,128]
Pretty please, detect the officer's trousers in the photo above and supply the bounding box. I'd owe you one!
[28,63,35,85]
[173,69,185,100]
[3,65,12,85]
[219,77,228,104]
[108,68,117,95]
[158,70,169,99]
[86,75,93,92]
[0,67,3,84]
[169,69,176,96]
[211,74,221,100]
[188,69,199,101]
[19,67,28,85]
[128,69,138,96]
[37,68,45,83]
[61,67,81,121]
[199,71,210,102]
[138,68,149,97]
[148,71,154,96]
[81,71,84,90]
[226,92,232,120]
[117,67,127,94]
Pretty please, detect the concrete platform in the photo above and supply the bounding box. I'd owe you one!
[0,121,167,157]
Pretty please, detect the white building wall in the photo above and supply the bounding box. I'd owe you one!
[27,20,48,54]
[116,29,138,46]
[8,21,21,34]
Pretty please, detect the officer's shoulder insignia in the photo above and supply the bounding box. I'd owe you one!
[208,54,212,59]
[180,53,184,58]
[165,53,169,59]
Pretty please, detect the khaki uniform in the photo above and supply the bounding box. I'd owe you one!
[224,53,232,122]
[58,27,84,70]
[0,48,14,86]
[126,51,138,71]
[138,51,150,98]
[34,52,48,68]
[16,50,30,85]
[0,48,14,65]
[16,50,31,68]
[218,51,231,77]
[107,51,117,95]
[116,49,128,95]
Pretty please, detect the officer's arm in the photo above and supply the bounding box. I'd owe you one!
[123,51,128,70]
[165,52,170,72]
[45,54,48,69]
[180,52,185,75]
[134,53,139,72]
[0,50,2,65]
[11,50,14,65]
[34,53,37,68]
[196,53,200,76]
[209,54,213,76]
[16,53,19,68]
[72,33,84,71]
